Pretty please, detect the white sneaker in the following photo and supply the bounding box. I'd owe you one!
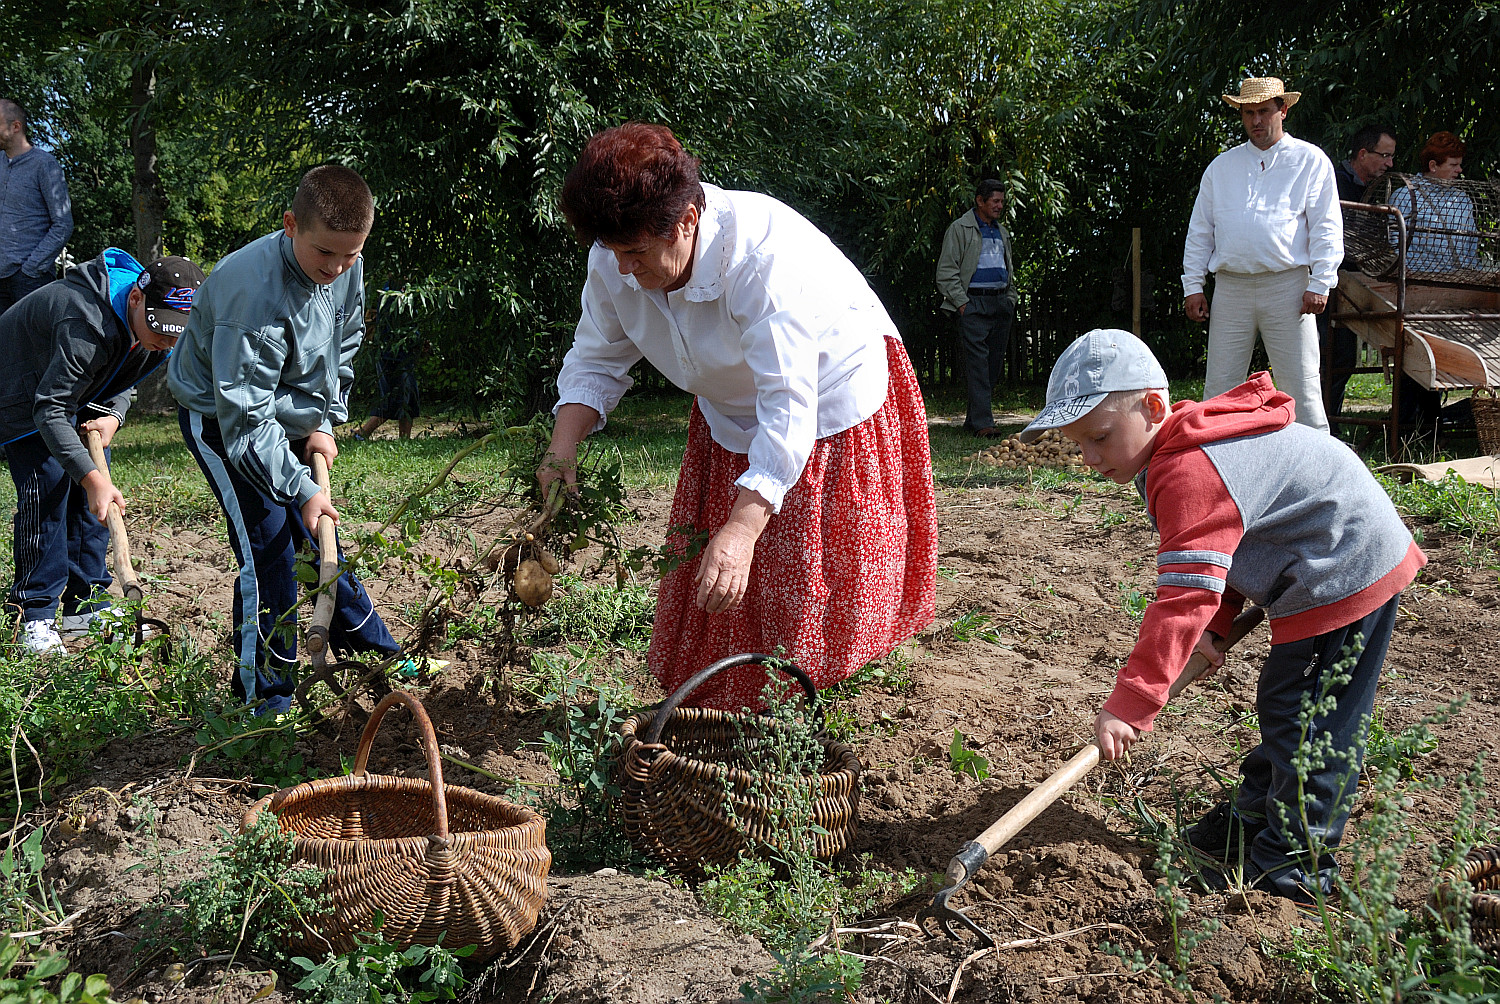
[60,607,153,640]
[20,621,67,655]
[59,610,106,638]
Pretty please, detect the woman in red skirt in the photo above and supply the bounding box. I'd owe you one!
[539,123,936,710]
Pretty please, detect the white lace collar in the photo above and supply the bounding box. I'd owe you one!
[616,184,734,301]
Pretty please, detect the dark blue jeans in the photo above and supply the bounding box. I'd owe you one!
[1236,593,1401,897]
[0,270,55,317]
[180,409,399,712]
[954,293,1015,431]
[3,431,111,622]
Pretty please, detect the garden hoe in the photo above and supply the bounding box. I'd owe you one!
[85,430,172,649]
[918,604,1267,948]
[293,453,390,732]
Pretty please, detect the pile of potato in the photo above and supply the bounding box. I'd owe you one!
[965,428,1087,471]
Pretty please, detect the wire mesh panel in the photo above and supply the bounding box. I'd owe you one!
[1347,173,1500,286]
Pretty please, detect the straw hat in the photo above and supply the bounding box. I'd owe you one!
[1221,77,1300,110]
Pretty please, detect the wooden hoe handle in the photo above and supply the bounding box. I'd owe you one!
[306,453,339,654]
[85,430,143,601]
[966,605,1266,859]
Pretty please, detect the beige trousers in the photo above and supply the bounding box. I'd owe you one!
[1203,267,1329,433]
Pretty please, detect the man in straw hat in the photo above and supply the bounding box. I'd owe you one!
[1182,77,1342,433]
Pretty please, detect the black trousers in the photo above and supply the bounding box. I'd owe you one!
[953,294,1015,431]
[1234,593,1401,896]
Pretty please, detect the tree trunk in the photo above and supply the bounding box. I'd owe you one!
[130,62,166,263]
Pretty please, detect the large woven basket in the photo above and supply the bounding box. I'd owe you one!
[242,691,550,962]
[1431,846,1500,948]
[1474,389,1500,457]
[614,654,861,880]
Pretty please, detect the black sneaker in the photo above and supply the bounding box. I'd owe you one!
[1183,802,1267,862]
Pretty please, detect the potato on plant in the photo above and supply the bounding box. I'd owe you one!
[537,548,561,575]
[514,559,554,607]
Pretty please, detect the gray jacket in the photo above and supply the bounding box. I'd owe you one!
[0,248,164,482]
[169,230,364,507]
[936,209,1017,313]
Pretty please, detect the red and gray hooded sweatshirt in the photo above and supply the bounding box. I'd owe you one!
[1104,373,1426,732]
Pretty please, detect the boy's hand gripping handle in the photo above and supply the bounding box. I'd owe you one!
[85,430,143,602]
[306,454,339,656]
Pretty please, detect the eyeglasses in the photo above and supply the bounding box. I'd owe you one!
[1368,151,1396,162]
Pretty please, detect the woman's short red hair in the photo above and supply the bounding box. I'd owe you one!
[1419,132,1466,173]
[560,123,705,247]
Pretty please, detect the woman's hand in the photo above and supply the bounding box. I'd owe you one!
[1094,710,1141,761]
[695,488,773,614]
[538,403,600,496]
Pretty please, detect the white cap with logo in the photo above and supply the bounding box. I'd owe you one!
[1019,329,1169,443]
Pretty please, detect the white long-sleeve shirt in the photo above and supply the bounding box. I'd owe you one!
[1181,135,1343,297]
[554,184,898,511]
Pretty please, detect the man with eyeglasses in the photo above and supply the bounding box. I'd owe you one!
[1322,125,1397,434]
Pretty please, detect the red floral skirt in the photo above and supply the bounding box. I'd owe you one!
[646,338,937,711]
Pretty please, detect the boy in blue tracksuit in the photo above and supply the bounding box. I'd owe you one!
[169,165,399,713]
[1,249,204,653]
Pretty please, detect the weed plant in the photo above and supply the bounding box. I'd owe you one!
[0,942,113,1004]
[697,678,922,1003]
[169,811,331,963]
[518,647,640,869]
[291,921,473,1004]
[0,619,220,810]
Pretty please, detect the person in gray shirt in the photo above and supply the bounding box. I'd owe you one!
[0,99,73,316]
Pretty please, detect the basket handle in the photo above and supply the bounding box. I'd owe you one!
[351,690,449,840]
[644,653,820,745]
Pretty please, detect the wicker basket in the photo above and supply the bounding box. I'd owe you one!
[242,691,550,962]
[1431,846,1500,948]
[1474,389,1500,457]
[614,654,861,880]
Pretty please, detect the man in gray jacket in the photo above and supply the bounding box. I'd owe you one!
[936,179,1018,437]
[0,99,73,315]
[1,249,203,653]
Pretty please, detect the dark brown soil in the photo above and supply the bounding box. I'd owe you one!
[30,445,1500,1003]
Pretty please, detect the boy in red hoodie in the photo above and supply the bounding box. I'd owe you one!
[1020,329,1425,903]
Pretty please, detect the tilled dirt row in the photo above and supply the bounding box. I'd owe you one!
[31,467,1500,1003]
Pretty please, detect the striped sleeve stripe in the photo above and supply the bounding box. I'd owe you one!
[1156,572,1226,592]
[1158,549,1233,569]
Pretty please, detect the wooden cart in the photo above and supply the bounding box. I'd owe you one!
[1328,197,1500,453]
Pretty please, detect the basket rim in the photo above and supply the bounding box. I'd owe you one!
[619,706,861,791]
[243,772,547,846]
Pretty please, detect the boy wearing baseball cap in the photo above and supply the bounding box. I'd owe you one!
[0,249,204,653]
[1022,329,1425,903]
[169,165,400,714]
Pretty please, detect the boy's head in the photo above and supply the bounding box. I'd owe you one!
[283,165,374,285]
[1020,329,1170,484]
[127,256,206,352]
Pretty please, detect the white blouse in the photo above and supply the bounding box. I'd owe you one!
[554,184,899,511]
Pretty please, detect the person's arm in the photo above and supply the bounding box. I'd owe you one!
[210,318,319,508]
[1305,156,1343,298]
[541,258,645,491]
[1181,168,1216,299]
[24,156,73,277]
[935,220,968,313]
[1095,449,1245,758]
[31,316,111,486]
[325,261,366,436]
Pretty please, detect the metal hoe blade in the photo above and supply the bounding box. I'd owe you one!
[917,840,995,949]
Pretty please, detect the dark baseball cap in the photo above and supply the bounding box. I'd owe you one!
[135,256,207,338]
